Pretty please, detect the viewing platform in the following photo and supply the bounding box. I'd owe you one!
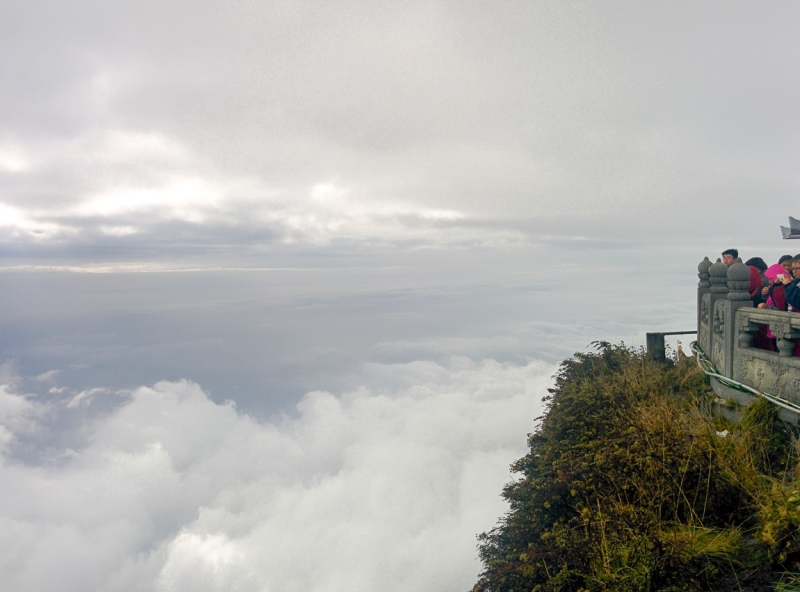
[696,256,800,422]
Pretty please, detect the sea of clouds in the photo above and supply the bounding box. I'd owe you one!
[0,357,554,592]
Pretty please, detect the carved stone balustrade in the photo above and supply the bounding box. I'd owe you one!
[733,308,800,403]
[697,255,800,419]
[698,258,735,356]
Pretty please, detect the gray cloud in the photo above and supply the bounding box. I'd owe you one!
[0,246,706,417]
[2,1,799,260]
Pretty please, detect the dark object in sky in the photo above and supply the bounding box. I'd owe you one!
[781,217,800,239]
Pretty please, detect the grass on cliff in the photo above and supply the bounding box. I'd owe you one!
[474,342,800,592]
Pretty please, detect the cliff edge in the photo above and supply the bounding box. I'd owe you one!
[474,343,800,592]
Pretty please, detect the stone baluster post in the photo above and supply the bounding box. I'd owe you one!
[736,314,757,349]
[697,256,711,334]
[727,259,752,301]
[708,259,728,296]
[712,260,753,377]
[700,259,728,355]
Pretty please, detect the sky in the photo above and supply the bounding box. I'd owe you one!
[1,1,800,590]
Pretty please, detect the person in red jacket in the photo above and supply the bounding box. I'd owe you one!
[745,257,768,306]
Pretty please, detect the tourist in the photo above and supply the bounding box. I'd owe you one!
[745,257,769,305]
[722,248,738,266]
[745,257,768,274]
[758,263,791,311]
[783,256,800,310]
[780,254,793,273]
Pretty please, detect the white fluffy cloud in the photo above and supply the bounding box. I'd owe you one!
[0,357,553,592]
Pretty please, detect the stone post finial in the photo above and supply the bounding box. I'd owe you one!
[726,260,751,301]
[709,258,729,294]
[698,257,712,289]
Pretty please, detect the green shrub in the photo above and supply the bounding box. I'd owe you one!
[474,343,799,592]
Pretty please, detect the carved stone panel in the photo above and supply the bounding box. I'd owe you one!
[698,293,711,354]
[769,318,793,340]
[711,337,725,375]
[738,351,800,404]
[713,304,725,336]
[710,299,753,378]
[711,299,727,374]
[697,259,712,337]
[697,293,711,353]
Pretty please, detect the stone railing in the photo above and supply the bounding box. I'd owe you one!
[697,257,800,408]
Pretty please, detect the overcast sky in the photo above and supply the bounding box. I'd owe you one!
[2,0,799,258]
[2,2,800,590]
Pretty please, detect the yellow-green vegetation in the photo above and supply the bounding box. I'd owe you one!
[474,342,800,592]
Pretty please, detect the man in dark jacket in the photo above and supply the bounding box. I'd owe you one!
[784,256,800,310]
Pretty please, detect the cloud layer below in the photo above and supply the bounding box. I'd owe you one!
[0,357,553,592]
